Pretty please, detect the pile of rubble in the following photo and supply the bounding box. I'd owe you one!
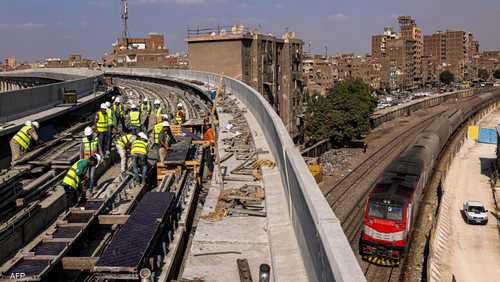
[320,149,353,176]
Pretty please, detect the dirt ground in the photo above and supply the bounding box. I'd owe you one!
[438,110,500,282]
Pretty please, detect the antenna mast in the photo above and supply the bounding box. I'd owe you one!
[121,0,128,38]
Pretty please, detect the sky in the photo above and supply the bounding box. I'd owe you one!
[1,0,499,61]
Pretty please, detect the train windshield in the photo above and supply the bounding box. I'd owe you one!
[368,202,403,221]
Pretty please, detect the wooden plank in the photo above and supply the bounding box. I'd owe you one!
[24,255,57,261]
[185,160,200,166]
[62,257,98,270]
[98,215,130,225]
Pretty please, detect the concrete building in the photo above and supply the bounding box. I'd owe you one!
[103,33,171,68]
[3,57,16,71]
[186,25,305,139]
[423,30,479,83]
[303,55,336,96]
[45,54,97,69]
[372,16,423,91]
[473,51,500,80]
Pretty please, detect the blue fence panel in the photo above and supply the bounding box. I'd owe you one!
[478,128,497,144]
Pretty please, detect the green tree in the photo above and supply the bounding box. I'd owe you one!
[493,69,500,80]
[439,70,455,85]
[478,68,489,81]
[304,78,377,145]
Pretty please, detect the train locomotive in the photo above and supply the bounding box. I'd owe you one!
[359,110,463,267]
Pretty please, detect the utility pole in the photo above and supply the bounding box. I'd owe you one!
[121,0,129,39]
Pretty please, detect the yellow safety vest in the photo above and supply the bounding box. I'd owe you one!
[82,136,98,159]
[106,108,115,126]
[175,111,184,124]
[155,107,163,123]
[154,123,163,144]
[129,110,141,126]
[62,160,83,190]
[141,103,151,116]
[13,125,33,150]
[131,139,148,156]
[116,134,133,148]
[113,103,124,117]
[96,111,108,133]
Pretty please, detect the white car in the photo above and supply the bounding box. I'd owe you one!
[463,201,488,225]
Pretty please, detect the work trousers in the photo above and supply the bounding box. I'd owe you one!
[132,155,148,184]
[106,126,113,154]
[117,145,128,173]
[9,139,23,164]
[88,166,96,193]
[97,132,107,156]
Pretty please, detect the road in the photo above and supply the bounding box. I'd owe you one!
[439,109,500,282]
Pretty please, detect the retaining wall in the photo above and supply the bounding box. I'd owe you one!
[105,68,365,282]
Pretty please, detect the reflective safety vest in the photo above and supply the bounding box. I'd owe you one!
[13,125,33,150]
[129,110,141,126]
[62,160,84,190]
[154,123,164,144]
[113,103,124,118]
[96,111,108,133]
[82,136,98,159]
[116,134,134,148]
[131,139,148,156]
[175,111,184,124]
[141,103,151,116]
[106,108,116,127]
[155,107,163,124]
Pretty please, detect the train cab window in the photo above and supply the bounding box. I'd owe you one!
[368,202,385,219]
[368,202,404,221]
[386,206,403,221]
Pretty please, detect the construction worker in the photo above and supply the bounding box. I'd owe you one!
[203,117,215,179]
[80,126,99,193]
[175,103,185,125]
[113,97,125,131]
[115,133,136,174]
[140,97,152,131]
[94,103,109,156]
[153,99,163,125]
[131,132,149,184]
[61,154,101,205]
[128,104,141,134]
[10,120,40,164]
[105,101,116,152]
[154,121,176,163]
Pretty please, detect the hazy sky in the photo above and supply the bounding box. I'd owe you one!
[1,0,499,61]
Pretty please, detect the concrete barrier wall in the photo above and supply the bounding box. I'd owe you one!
[105,68,365,282]
[0,75,103,123]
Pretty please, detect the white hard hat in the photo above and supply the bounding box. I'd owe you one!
[143,97,149,102]
[105,101,111,108]
[84,126,93,136]
[138,132,148,140]
[130,104,137,109]
[25,120,32,126]
[162,121,170,127]
[93,154,102,167]
[32,121,39,129]
[115,97,121,103]
[100,103,108,110]
[111,96,115,101]
[154,99,161,105]
[177,103,183,108]
[161,114,169,120]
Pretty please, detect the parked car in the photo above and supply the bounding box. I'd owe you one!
[463,201,488,224]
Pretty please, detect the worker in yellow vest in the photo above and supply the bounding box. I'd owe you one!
[105,101,116,152]
[175,103,185,125]
[131,132,149,184]
[115,133,136,174]
[154,121,176,163]
[127,104,141,134]
[153,99,163,125]
[61,154,101,205]
[94,103,109,156]
[140,97,152,131]
[80,126,99,193]
[10,120,40,164]
[114,97,125,131]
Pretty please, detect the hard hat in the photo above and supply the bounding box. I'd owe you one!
[130,104,137,109]
[100,103,108,110]
[143,97,149,102]
[31,121,40,129]
[177,103,183,108]
[105,101,111,108]
[162,121,170,127]
[138,132,148,140]
[115,97,121,103]
[154,99,161,105]
[25,120,32,126]
[84,126,93,136]
[111,96,115,101]
[92,154,102,167]
[162,114,169,120]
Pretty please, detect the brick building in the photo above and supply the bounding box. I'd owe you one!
[186,25,304,138]
[3,56,17,71]
[103,33,171,68]
[303,55,336,96]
